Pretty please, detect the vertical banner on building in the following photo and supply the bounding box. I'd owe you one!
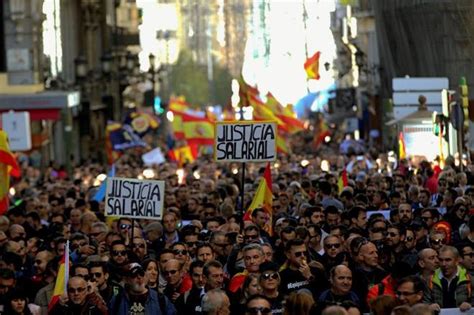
[105,177,165,220]
[214,121,277,162]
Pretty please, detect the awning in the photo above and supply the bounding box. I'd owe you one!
[0,108,60,121]
[0,90,80,110]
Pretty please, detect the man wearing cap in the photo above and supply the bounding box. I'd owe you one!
[109,262,176,314]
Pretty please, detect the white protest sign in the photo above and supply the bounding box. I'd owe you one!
[2,111,31,151]
[142,148,166,166]
[105,177,164,220]
[214,121,277,162]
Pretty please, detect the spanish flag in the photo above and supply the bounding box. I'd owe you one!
[398,131,406,160]
[168,144,199,166]
[182,113,214,145]
[338,168,348,193]
[249,94,288,133]
[48,241,70,312]
[266,93,305,134]
[169,96,190,112]
[304,51,321,80]
[0,130,20,214]
[243,163,273,236]
[238,77,260,108]
[277,131,290,155]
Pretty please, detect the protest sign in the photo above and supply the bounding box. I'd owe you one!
[105,177,164,220]
[214,121,277,162]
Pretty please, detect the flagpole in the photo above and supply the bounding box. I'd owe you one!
[240,163,246,216]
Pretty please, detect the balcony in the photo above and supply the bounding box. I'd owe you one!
[112,27,140,47]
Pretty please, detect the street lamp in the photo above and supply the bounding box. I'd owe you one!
[74,55,87,82]
[148,53,156,70]
[100,52,113,76]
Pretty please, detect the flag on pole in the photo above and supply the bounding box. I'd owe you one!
[338,168,348,193]
[182,113,214,145]
[48,241,70,312]
[398,131,406,160]
[304,51,321,80]
[92,164,116,202]
[243,163,273,236]
[0,130,20,215]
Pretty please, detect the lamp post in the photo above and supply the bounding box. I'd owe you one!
[148,53,156,116]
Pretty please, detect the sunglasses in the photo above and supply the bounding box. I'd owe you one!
[163,269,178,276]
[430,238,445,245]
[112,250,127,257]
[133,243,146,249]
[405,236,414,242]
[186,242,198,247]
[77,274,90,281]
[463,252,474,258]
[120,224,132,230]
[130,271,145,278]
[173,249,188,256]
[68,287,86,294]
[294,251,307,258]
[325,243,341,249]
[244,235,259,241]
[261,272,279,280]
[90,272,103,278]
[246,307,272,314]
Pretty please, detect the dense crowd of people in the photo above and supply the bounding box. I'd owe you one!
[0,146,473,315]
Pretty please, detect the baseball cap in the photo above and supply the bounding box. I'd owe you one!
[124,263,145,277]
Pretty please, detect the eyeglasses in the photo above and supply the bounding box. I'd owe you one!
[246,307,272,314]
[76,274,90,281]
[133,243,146,249]
[112,250,127,257]
[120,224,132,230]
[163,269,178,276]
[294,251,307,258]
[261,272,279,280]
[90,272,103,278]
[405,236,414,242]
[463,252,474,258]
[68,287,86,294]
[396,291,417,297]
[244,235,259,241]
[173,249,188,256]
[325,243,341,249]
[430,238,445,245]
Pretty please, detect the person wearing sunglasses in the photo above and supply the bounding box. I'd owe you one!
[108,240,129,283]
[318,265,360,308]
[109,263,176,315]
[458,242,473,277]
[50,276,105,315]
[429,231,446,252]
[245,294,272,315]
[162,259,192,303]
[132,237,148,262]
[280,239,326,298]
[258,262,283,314]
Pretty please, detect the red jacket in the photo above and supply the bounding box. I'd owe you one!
[366,275,396,305]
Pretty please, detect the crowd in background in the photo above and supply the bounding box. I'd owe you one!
[0,144,473,315]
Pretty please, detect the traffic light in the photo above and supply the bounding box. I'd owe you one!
[459,77,469,128]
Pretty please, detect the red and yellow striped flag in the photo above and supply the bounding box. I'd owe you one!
[182,113,214,145]
[48,241,70,312]
[0,130,20,214]
[304,51,321,80]
[338,168,348,193]
[168,143,199,166]
[243,163,273,236]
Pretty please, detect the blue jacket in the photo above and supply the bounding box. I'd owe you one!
[109,288,176,315]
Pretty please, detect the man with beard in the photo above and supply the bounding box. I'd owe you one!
[398,203,413,226]
[385,223,405,266]
[210,231,231,265]
[318,265,360,307]
[108,240,129,283]
[109,263,176,314]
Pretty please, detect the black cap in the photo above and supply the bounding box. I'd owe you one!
[259,261,279,273]
[124,263,145,277]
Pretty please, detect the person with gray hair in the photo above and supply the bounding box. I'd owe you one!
[201,289,230,315]
[424,245,472,312]
[228,244,264,293]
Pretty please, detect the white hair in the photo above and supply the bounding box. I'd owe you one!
[201,289,227,314]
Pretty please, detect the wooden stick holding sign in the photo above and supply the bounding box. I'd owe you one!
[214,121,277,215]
